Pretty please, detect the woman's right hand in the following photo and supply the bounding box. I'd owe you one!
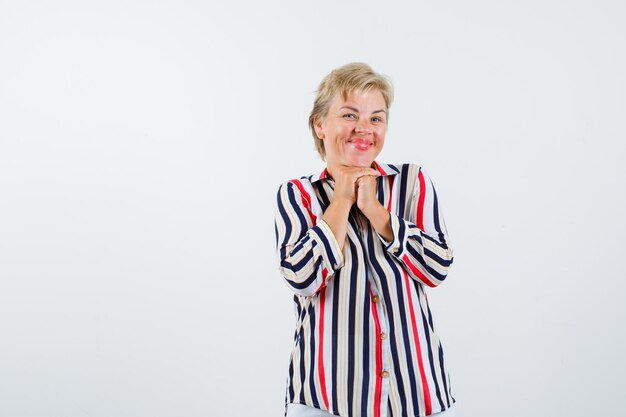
[330,165,381,205]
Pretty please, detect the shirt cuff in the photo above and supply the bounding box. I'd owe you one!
[376,212,408,258]
[309,219,345,271]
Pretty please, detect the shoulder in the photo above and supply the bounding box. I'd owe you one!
[275,174,316,196]
[391,163,443,197]
[397,163,438,178]
[390,162,426,179]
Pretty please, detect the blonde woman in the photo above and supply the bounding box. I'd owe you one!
[274,63,456,417]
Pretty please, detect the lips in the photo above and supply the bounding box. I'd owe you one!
[348,138,373,151]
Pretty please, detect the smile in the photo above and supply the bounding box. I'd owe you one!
[348,138,373,151]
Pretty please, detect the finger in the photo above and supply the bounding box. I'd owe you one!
[339,165,380,175]
[357,173,379,182]
[356,175,377,187]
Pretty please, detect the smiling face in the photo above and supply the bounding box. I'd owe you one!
[314,89,387,170]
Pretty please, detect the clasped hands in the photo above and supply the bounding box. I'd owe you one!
[331,165,384,220]
[323,165,393,247]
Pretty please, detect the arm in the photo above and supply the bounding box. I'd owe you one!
[274,180,345,297]
[376,166,454,287]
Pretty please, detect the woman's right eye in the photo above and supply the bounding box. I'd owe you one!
[343,113,356,120]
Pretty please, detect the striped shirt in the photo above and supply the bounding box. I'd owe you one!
[274,161,455,417]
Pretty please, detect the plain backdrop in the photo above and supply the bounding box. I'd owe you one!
[1,1,625,416]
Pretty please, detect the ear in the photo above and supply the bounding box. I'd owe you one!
[313,118,325,140]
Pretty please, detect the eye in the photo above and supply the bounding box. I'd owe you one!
[342,113,357,120]
[372,116,384,123]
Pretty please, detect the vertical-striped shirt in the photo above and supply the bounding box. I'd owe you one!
[274,161,455,417]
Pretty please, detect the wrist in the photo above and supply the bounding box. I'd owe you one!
[365,203,392,242]
[328,198,353,213]
[360,200,384,219]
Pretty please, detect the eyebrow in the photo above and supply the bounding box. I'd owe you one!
[339,106,387,114]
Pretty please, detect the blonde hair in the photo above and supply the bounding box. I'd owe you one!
[309,62,394,160]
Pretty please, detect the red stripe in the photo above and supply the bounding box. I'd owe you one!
[416,170,426,230]
[386,175,394,212]
[318,287,330,409]
[401,254,436,288]
[373,160,387,175]
[290,179,317,224]
[315,268,329,293]
[403,269,432,415]
[320,168,327,179]
[369,285,383,417]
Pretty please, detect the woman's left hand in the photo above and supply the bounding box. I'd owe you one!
[356,175,381,216]
[356,175,393,242]
[356,174,393,242]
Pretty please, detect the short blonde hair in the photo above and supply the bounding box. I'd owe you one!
[309,62,394,160]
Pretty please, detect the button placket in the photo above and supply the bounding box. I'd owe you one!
[372,289,392,416]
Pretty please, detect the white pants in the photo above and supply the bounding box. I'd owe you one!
[286,402,456,417]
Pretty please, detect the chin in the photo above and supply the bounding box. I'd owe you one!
[346,155,375,167]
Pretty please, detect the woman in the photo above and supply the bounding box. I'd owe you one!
[274,63,456,417]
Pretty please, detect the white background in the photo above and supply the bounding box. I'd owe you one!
[1,1,625,416]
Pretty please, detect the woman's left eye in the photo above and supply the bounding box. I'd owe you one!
[372,117,383,123]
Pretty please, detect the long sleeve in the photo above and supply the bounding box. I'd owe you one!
[274,180,344,297]
[377,166,454,287]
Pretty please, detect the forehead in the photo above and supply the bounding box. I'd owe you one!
[330,89,386,109]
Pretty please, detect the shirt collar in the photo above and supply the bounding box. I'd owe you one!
[310,161,400,183]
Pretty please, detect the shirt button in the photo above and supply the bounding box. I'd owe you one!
[372,295,380,303]
[380,332,387,340]
[381,370,390,378]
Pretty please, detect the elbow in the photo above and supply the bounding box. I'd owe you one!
[278,262,323,297]
[427,254,454,287]
[401,252,453,288]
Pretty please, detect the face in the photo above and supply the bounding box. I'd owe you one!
[315,89,387,169]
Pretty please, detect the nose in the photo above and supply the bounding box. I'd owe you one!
[354,118,372,134]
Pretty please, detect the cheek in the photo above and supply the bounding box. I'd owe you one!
[336,123,353,137]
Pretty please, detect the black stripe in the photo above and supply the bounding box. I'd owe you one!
[331,261,341,412]
[386,163,401,174]
[360,285,371,415]
[425,297,452,407]
[430,182,447,246]
[281,239,315,272]
[286,182,310,235]
[315,181,332,212]
[276,184,293,250]
[438,343,452,407]
[377,175,385,205]
[287,356,295,402]
[415,281,445,410]
[298,327,306,404]
[281,254,323,290]
[422,233,449,249]
[423,247,453,268]
[290,234,312,254]
[307,302,320,407]
[405,245,448,281]
[394,215,407,257]
[294,295,303,340]
[397,164,410,219]
[315,226,338,267]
